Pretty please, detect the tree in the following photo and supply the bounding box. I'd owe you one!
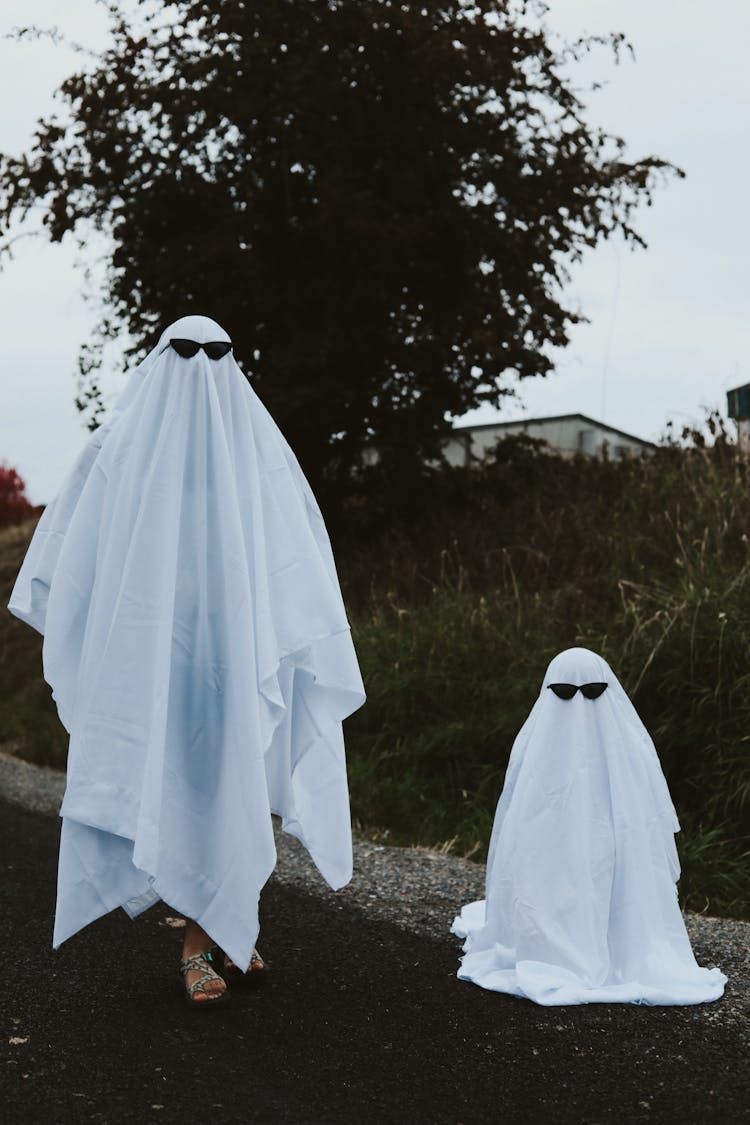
[0,1,679,486]
[0,465,33,527]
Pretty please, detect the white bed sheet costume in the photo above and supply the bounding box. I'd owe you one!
[452,647,725,1006]
[9,315,366,971]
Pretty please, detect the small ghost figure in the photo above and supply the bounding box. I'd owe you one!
[452,647,725,1006]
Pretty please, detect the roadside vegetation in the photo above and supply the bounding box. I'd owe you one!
[2,418,749,919]
[336,417,750,920]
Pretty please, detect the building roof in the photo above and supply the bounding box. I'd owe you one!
[453,413,657,449]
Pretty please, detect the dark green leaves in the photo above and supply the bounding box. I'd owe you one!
[0,1,679,488]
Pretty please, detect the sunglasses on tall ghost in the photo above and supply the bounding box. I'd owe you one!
[547,682,608,700]
[169,338,233,360]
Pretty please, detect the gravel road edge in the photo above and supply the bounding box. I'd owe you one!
[2,748,747,1031]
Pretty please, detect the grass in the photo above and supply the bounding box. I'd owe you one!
[0,521,68,768]
[2,414,750,918]
[334,419,750,919]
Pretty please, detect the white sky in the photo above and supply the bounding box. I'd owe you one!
[1,1,748,503]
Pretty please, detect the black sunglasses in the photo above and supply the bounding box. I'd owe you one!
[170,338,233,360]
[547,682,608,701]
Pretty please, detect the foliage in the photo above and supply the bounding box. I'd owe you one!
[0,0,679,483]
[0,465,33,528]
[0,522,68,767]
[336,419,750,919]
[4,420,748,917]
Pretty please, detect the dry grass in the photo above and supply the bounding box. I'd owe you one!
[2,419,750,917]
[337,420,750,918]
[0,516,69,769]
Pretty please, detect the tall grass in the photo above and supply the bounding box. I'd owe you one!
[2,416,749,917]
[336,418,750,918]
[0,521,68,767]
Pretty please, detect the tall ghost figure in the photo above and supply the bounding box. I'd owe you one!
[9,315,366,971]
[452,648,725,1006]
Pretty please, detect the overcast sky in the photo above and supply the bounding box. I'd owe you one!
[1,1,748,503]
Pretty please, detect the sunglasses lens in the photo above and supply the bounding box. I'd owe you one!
[548,683,577,700]
[170,338,201,358]
[203,341,233,360]
[580,682,608,700]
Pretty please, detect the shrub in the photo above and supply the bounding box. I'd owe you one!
[337,420,750,918]
[0,465,33,528]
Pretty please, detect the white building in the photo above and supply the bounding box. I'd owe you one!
[444,413,655,467]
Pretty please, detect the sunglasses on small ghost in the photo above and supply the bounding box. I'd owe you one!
[547,682,608,700]
[170,338,233,360]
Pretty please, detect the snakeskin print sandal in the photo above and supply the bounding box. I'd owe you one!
[179,947,230,1007]
[220,947,270,988]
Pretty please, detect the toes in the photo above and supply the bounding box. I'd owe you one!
[192,983,225,1001]
[220,951,265,975]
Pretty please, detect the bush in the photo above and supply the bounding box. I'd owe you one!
[0,465,33,528]
[3,420,749,917]
[337,420,750,918]
[0,521,69,768]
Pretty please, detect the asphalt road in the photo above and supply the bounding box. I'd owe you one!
[3,800,748,1124]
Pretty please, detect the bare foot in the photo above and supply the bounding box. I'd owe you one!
[180,919,227,1003]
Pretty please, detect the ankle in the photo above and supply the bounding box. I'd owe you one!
[181,919,215,959]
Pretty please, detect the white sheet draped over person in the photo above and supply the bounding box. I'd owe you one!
[8,314,366,974]
[451,647,725,1006]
